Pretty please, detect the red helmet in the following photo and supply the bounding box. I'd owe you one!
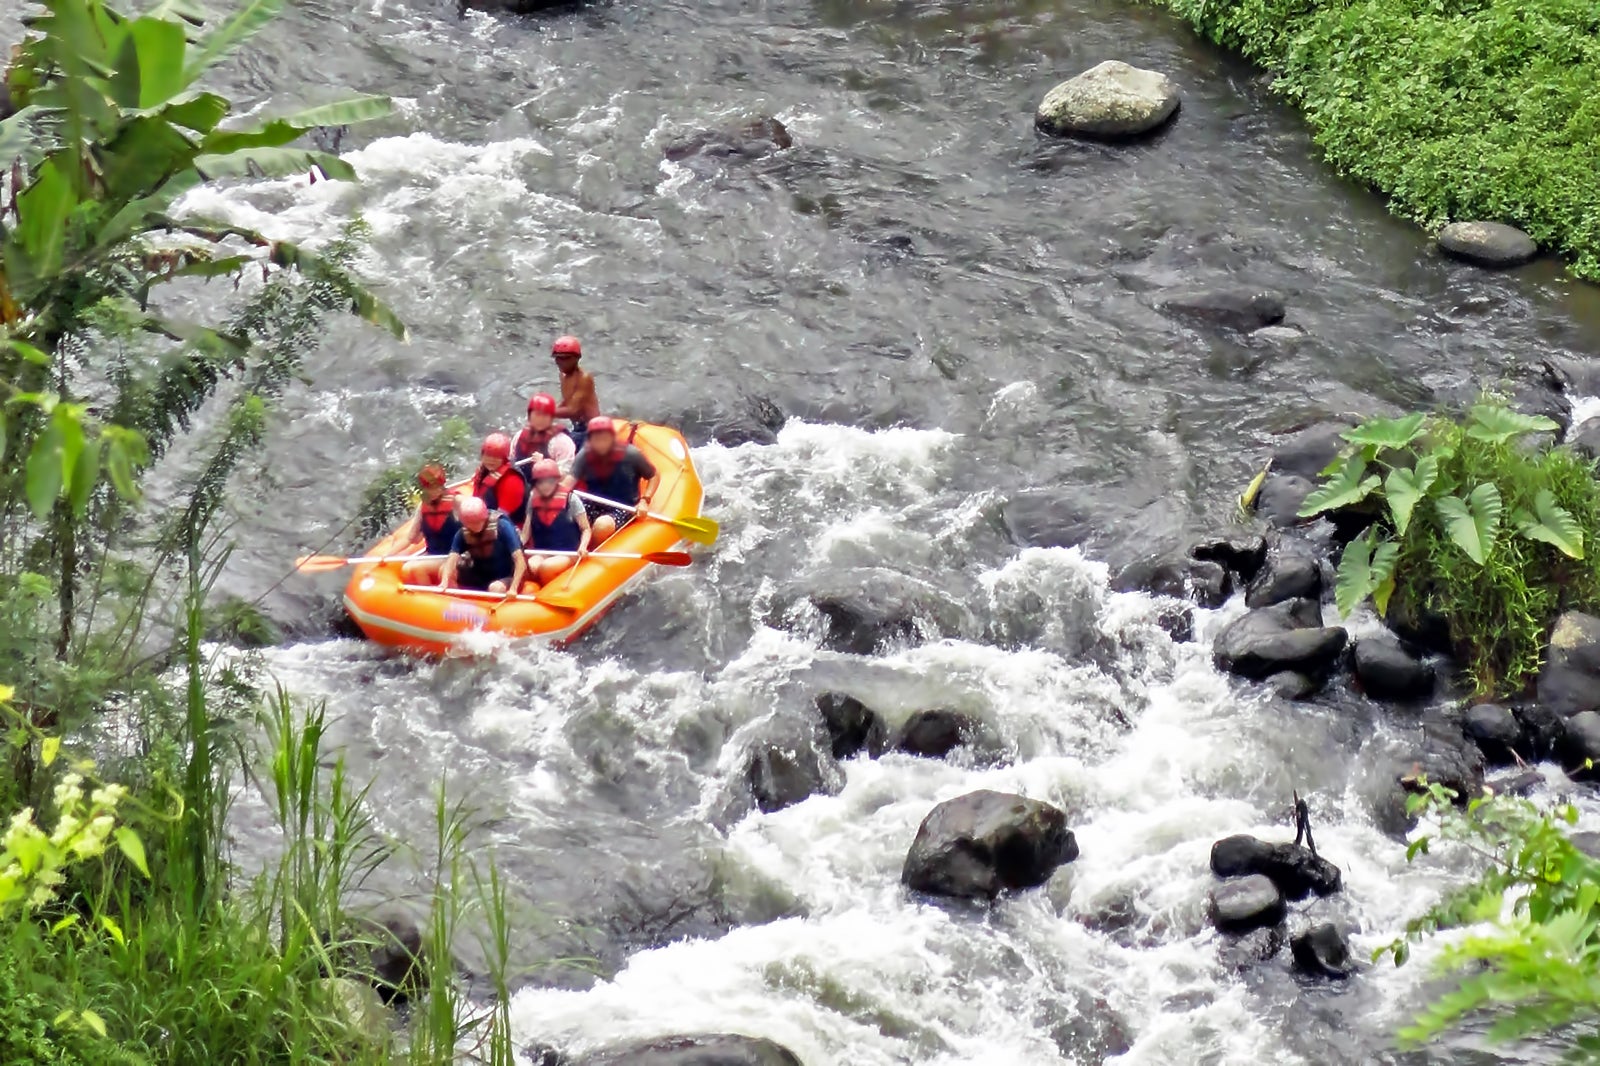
[458,496,489,530]
[527,392,557,415]
[530,458,561,482]
[586,415,615,436]
[480,432,512,461]
[552,335,581,356]
[417,462,447,488]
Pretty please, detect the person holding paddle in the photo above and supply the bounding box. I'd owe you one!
[520,458,592,587]
[398,462,459,587]
[565,415,659,546]
[440,497,526,599]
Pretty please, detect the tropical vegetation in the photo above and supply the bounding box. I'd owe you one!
[1153,0,1600,278]
[1,0,522,1060]
[1300,400,1600,694]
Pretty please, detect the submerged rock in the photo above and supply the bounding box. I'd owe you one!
[1158,290,1286,333]
[576,1034,804,1066]
[664,118,793,163]
[1189,531,1268,583]
[1291,923,1356,979]
[891,710,983,759]
[1244,546,1321,609]
[1209,834,1341,900]
[1462,703,1523,766]
[460,0,572,12]
[1213,599,1347,680]
[814,693,889,760]
[901,790,1077,900]
[1538,612,1600,717]
[796,568,955,654]
[1437,221,1538,268]
[747,740,839,813]
[1353,638,1434,702]
[1035,60,1179,139]
[1209,874,1285,933]
[1113,552,1231,608]
[1266,671,1319,700]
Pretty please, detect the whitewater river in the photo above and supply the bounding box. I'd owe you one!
[134,0,1600,1061]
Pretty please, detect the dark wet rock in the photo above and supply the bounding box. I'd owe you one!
[1463,704,1524,766]
[1266,671,1319,700]
[1514,703,1568,762]
[891,710,982,759]
[664,117,794,163]
[1271,422,1354,481]
[1209,874,1285,933]
[1254,474,1315,527]
[1538,612,1600,717]
[1113,553,1231,609]
[1158,290,1285,333]
[1209,834,1341,900]
[747,737,839,814]
[1217,924,1285,968]
[351,908,427,1005]
[576,1034,803,1066]
[525,1044,564,1066]
[1386,599,1454,658]
[1572,418,1600,462]
[1034,60,1179,139]
[1437,221,1538,268]
[794,567,956,654]
[1042,989,1133,1061]
[901,790,1077,900]
[1353,638,1434,702]
[460,0,573,13]
[670,394,786,447]
[1213,600,1346,681]
[1485,769,1544,797]
[1244,547,1321,609]
[815,693,888,760]
[999,485,1188,567]
[1541,355,1600,402]
[1189,531,1268,583]
[1559,711,1600,782]
[1377,727,1487,834]
[1155,604,1195,644]
[1291,923,1356,979]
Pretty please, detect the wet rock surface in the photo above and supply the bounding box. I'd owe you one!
[815,693,889,760]
[1291,923,1356,978]
[1437,221,1538,267]
[1353,638,1434,701]
[902,790,1078,900]
[1035,60,1180,139]
[1243,546,1321,608]
[1214,600,1347,680]
[575,1034,805,1066]
[1158,290,1286,333]
[1538,612,1600,717]
[1463,703,1524,766]
[1209,834,1341,900]
[1209,874,1285,933]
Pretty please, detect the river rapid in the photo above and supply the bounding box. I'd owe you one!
[110,0,1600,1061]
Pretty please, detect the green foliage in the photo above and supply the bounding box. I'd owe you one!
[354,416,475,542]
[1301,399,1600,693]
[1150,0,1600,279]
[1385,782,1600,1059]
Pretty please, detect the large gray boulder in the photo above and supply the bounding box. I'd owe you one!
[1538,612,1600,717]
[1437,221,1537,267]
[577,1034,804,1066]
[901,790,1077,900]
[1035,60,1180,139]
[1209,874,1285,933]
[1213,599,1347,680]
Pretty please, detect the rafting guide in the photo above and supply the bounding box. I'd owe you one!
[295,333,719,652]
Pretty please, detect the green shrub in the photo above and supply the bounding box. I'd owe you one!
[1301,400,1600,693]
[1152,0,1600,278]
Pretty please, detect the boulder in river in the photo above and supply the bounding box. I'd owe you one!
[1290,923,1356,979]
[1213,599,1347,681]
[1514,702,1568,762]
[1157,290,1286,333]
[1572,418,1600,462]
[901,790,1077,900]
[1253,474,1315,528]
[795,567,956,655]
[1270,421,1354,481]
[460,0,572,13]
[576,1034,804,1066]
[891,710,983,759]
[1559,711,1600,782]
[1113,552,1231,609]
[351,908,427,1005]
[1462,703,1524,766]
[747,738,840,813]
[1353,637,1434,702]
[1209,834,1341,900]
[664,117,794,163]
[1244,545,1321,609]
[1538,611,1600,717]
[1208,874,1285,933]
[1189,531,1268,583]
[1034,60,1179,140]
[1436,221,1538,268]
[815,693,888,760]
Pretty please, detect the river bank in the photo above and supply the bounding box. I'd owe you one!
[1150,0,1600,278]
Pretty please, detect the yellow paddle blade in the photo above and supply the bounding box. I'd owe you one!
[672,515,719,544]
[294,555,354,573]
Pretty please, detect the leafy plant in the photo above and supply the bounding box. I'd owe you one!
[1299,400,1600,693]
[1384,781,1600,1060]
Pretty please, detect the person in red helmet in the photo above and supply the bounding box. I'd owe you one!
[512,392,576,473]
[565,414,659,546]
[398,462,460,586]
[550,335,601,450]
[520,458,592,586]
[472,432,529,527]
[440,496,526,597]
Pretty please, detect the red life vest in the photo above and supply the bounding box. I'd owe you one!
[526,490,582,552]
[419,492,459,555]
[472,465,528,525]
[514,425,564,462]
[461,511,503,559]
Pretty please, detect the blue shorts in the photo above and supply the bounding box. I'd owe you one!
[568,423,587,452]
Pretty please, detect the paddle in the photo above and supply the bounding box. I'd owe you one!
[570,489,719,544]
[296,552,441,573]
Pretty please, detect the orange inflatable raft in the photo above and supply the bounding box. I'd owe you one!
[342,421,704,655]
